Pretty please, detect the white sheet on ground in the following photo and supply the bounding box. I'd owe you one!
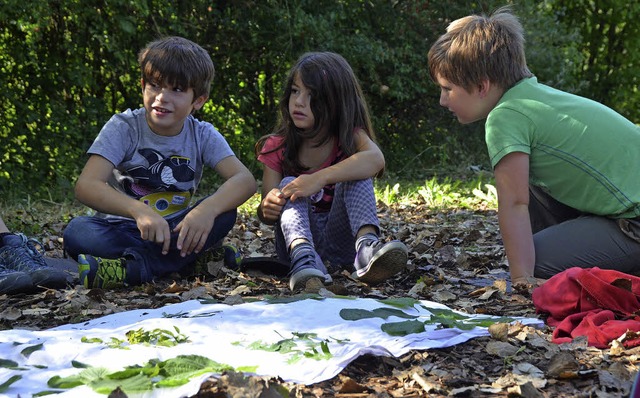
[0,297,543,397]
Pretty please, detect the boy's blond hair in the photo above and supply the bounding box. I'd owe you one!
[428,6,532,92]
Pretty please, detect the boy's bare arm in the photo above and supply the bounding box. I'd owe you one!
[74,154,173,253]
[174,156,256,256]
[209,156,257,212]
[494,152,537,285]
[258,166,286,225]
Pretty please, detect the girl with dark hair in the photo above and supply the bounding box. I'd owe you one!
[256,52,407,291]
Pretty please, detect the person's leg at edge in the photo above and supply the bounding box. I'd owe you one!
[276,176,331,290]
[0,215,68,291]
[0,215,40,294]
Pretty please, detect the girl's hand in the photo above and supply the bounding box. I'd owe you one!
[260,188,287,222]
[281,174,325,201]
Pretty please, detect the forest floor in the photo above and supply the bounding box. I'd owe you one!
[1,197,638,397]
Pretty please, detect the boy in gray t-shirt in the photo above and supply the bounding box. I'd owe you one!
[64,36,256,288]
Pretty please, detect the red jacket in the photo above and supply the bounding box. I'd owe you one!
[532,267,640,348]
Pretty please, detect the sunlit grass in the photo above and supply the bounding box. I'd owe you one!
[374,175,498,210]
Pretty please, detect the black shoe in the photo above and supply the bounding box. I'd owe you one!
[0,270,34,295]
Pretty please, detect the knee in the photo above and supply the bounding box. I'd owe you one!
[217,209,237,232]
[63,217,90,258]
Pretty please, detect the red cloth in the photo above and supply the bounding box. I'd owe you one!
[532,267,640,348]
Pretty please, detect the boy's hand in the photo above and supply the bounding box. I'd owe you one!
[260,188,286,223]
[174,206,215,257]
[512,275,544,289]
[135,210,172,255]
[281,174,325,202]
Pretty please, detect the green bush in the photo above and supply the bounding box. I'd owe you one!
[1,0,634,201]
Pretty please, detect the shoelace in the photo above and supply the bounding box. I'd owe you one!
[22,234,46,259]
[0,233,47,272]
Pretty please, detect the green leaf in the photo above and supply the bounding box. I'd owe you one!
[47,355,236,394]
[248,339,297,353]
[81,336,103,344]
[381,320,426,336]
[155,355,233,387]
[72,360,90,368]
[377,297,420,309]
[0,375,21,392]
[425,307,516,330]
[21,343,44,357]
[236,365,259,373]
[108,364,158,380]
[264,294,324,304]
[0,359,19,368]
[339,307,419,321]
[92,373,152,394]
[48,367,110,388]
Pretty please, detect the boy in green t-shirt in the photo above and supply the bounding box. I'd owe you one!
[428,6,640,287]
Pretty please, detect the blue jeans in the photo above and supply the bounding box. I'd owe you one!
[63,198,237,284]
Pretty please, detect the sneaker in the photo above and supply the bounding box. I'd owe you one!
[0,233,68,289]
[0,270,34,295]
[194,243,242,275]
[353,240,408,285]
[78,254,127,289]
[289,248,332,291]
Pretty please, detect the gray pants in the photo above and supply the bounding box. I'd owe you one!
[530,186,640,278]
[275,177,380,270]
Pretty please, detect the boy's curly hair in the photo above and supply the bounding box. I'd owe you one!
[428,6,532,92]
[138,36,214,101]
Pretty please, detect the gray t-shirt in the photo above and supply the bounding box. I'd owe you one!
[88,108,234,218]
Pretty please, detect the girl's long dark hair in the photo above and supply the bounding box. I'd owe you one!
[256,52,375,176]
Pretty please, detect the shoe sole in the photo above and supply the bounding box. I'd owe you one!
[30,269,69,289]
[0,273,35,295]
[289,268,332,291]
[354,241,408,285]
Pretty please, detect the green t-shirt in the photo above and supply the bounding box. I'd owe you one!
[485,77,640,218]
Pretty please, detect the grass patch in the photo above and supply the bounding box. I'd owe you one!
[373,174,497,210]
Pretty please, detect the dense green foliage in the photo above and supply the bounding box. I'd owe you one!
[0,0,637,200]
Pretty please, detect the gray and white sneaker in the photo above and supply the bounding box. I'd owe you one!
[353,240,407,285]
[288,247,332,291]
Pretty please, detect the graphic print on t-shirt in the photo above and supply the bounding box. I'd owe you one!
[118,148,195,216]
